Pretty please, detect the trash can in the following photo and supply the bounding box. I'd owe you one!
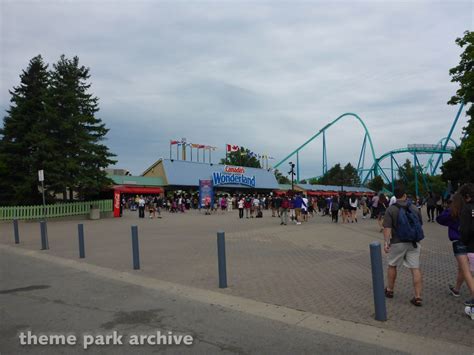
[89,204,100,220]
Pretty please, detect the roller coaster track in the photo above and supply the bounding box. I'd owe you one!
[275,104,464,196]
[274,113,377,182]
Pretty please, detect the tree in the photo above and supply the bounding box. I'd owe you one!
[0,55,51,205]
[394,159,446,197]
[367,176,384,193]
[47,55,116,200]
[315,163,360,186]
[442,30,474,185]
[220,147,261,168]
[0,55,116,205]
[274,169,291,184]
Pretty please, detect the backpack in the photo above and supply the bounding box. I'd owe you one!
[281,199,289,209]
[395,202,424,243]
[460,203,474,244]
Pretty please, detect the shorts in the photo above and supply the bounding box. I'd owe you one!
[452,240,468,256]
[387,242,421,269]
[350,206,357,211]
[378,207,386,217]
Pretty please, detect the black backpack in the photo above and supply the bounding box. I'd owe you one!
[460,202,474,243]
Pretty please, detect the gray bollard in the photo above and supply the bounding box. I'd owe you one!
[131,226,140,270]
[13,219,19,244]
[370,242,387,321]
[40,220,49,250]
[217,231,227,288]
[78,224,85,258]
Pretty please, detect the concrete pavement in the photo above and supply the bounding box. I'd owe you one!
[1,208,473,351]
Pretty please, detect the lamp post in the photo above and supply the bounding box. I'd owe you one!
[289,162,296,193]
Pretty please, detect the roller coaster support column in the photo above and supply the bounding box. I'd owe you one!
[414,151,419,198]
[390,154,394,193]
[432,103,464,174]
[296,151,300,183]
[322,131,328,175]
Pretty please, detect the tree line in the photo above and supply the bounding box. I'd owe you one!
[0,55,115,205]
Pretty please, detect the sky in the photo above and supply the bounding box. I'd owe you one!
[1,0,473,179]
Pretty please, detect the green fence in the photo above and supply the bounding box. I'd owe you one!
[0,200,113,221]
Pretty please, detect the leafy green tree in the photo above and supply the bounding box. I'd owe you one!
[0,55,51,205]
[442,31,474,185]
[274,169,291,184]
[220,147,261,168]
[315,163,360,186]
[47,55,116,200]
[367,176,384,193]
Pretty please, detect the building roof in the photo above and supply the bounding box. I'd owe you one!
[147,159,280,189]
[296,183,374,193]
[108,175,165,186]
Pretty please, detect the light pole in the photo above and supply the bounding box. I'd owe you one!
[38,169,46,219]
[288,162,296,193]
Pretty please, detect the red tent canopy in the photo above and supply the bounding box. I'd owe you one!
[113,185,163,194]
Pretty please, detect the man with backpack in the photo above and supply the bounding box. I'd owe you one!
[383,186,424,307]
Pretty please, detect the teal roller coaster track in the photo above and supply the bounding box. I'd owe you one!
[274,103,465,197]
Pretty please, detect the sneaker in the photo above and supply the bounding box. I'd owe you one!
[464,298,474,307]
[449,285,460,297]
[464,306,474,320]
[296,222,301,225]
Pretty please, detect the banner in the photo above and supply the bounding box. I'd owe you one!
[199,179,214,209]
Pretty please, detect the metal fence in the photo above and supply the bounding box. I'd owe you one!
[0,200,113,221]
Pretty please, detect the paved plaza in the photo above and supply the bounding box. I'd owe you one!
[1,208,473,350]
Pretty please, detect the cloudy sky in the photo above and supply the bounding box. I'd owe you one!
[1,0,472,178]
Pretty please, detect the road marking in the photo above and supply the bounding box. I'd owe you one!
[1,244,471,354]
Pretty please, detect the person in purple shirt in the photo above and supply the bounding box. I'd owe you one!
[437,193,474,300]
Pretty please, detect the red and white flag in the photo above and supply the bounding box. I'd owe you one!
[226,144,240,152]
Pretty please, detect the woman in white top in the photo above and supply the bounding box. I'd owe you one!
[238,198,245,219]
[349,194,358,223]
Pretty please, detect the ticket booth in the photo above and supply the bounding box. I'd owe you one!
[113,185,164,217]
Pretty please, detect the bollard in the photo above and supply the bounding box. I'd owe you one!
[217,231,227,288]
[13,219,19,244]
[131,226,140,270]
[370,242,387,321]
[78,224,85,259]
[40,220,49,250]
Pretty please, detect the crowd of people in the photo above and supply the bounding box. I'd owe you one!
[119,184,474,319]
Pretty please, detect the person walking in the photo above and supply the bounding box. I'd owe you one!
[330,196,339,223]
[138,195,145,218]
[238,197,244,219]
[244,195,251,219]
[378,193,388,232]
[426,192,436,222]
[436,193,474,302]
[459,184,474,309]
[293,194,303,225]
[280,194,289,225]
[383,186,424,307]
[349,193,358,223]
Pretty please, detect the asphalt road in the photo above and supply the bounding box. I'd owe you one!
[0,248,403,355]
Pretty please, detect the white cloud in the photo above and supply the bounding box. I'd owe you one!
[0,0,471,176]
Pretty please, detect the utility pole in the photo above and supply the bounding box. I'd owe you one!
[288,162,296,193]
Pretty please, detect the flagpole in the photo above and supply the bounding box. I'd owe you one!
[176,143,179,160]
[209,148,212,164]
[225,145,228,165]
[170,141,172,159]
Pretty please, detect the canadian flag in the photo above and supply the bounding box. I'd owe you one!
[226,144,240,152]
